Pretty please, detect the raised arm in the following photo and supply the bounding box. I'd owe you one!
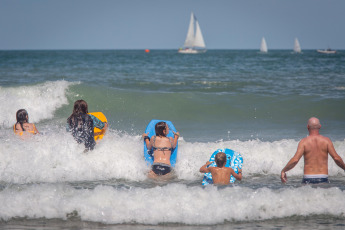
[199,161,212,173]
[172,131,180,148]
[142,132,153,150]
[231,168,242,181]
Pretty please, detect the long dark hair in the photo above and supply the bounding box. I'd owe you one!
[67,100,89,125]
[155,122,167,137]
[16,109,28,131]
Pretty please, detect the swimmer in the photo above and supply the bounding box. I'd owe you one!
[281,117,345,184]
[200,152,242,185]
[142,121,179,178]
[13,109,39,138]
[67,100,108,151]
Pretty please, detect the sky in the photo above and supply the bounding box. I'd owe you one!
[1,0,345,50]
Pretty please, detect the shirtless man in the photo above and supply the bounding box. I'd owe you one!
[281,117,345,184]
[200,152,242,185]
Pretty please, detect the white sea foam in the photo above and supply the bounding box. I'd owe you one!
[1,127,345,183]
[0,80,72,127]
[0,183,344,224]
[0,128,148,183]
[176,138,345,180]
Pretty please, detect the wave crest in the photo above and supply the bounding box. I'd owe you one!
[0,80,74,127]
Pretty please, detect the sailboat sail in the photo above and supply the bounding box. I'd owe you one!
[294,38,301,53]
[184,13,195,47]
[179,12,206,53]
[260,37,268,53]
[194,21,206,48]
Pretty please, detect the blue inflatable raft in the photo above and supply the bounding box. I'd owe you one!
[202,148,243,185]
[143,120,178,167]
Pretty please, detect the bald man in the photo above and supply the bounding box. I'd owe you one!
[281,117,345,184]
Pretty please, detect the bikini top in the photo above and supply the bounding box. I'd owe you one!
[152,135,174,151]
[13,124,36,136]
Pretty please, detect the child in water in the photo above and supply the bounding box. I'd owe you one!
[67,100,107,151]
[200,152,242,185]
[13,109,39,138]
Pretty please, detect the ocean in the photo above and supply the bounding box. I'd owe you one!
[0,50,345,229]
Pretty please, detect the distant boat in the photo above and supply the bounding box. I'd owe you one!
[260,37,268,53]
[317,48,336,54]
[293,38,302,53]
[178,12,206,54]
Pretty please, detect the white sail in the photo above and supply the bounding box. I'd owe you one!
[179,12,206,53]
[183,13,195,47]
[194,20,206,48]
[294,38,301,53]
[260,37,268,53]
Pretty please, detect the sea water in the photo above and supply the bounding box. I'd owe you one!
[0,50,345,229]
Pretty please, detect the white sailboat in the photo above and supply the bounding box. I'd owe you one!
[260,37,268,53]
[178,12,206,54]
[293,38,302,53]
[317,48,336,54]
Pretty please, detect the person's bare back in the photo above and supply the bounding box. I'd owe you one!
[302,135,331,175]
[281,117,345,184]
[208,166,232,185]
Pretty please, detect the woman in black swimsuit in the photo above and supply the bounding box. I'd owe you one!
[142,122,179,177]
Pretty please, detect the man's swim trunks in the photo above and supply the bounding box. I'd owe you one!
[152,163,172,176]
[302,174,329,184]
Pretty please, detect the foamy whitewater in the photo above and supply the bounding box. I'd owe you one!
[0,50,345,229]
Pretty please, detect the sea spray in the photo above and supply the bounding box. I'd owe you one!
[0,81,73,126]
[1,127,345,184]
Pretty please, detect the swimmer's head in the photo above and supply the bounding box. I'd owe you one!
[155,122,168,137]
[16,109,28,123]
[307,117,321,130]
[73,100,88,114]
[215,152,227,167]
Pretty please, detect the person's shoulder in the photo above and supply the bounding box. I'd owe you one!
[310,134,331,142]
[208,166,217,172]
[319,135,333,144]
[88,114,96,119]
[224,167,233,172]
[299,136,309,144]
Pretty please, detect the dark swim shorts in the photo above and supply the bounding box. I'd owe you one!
[302,175,329,184]
[152,163,172,176]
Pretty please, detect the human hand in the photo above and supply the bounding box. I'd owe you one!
[142,132,149,139]
[281,171,287,183]
[172,131,180,138]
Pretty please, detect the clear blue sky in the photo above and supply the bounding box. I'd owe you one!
[1,0,344,50]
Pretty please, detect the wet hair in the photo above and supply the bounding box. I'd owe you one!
[215,152,227,167]
[15,109,28,131]
[155,122,167,137]
[72,100,89,115]
[67,100,89,125]
[67,100,95,150]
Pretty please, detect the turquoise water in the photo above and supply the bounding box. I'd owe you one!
[0,50,345,229]
[1,50,344,141]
